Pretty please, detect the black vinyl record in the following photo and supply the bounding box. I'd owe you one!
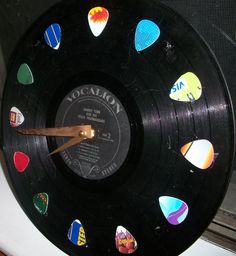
[1,0,235,255]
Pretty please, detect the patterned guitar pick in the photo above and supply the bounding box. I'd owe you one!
[88,7,109,37]
[169,72,202,102]
[159,196,189,225]
[115,226,138,254]
[181,139,214,169]
[68,219,86,247]
[135,19,160,51]
[44,23,62,50]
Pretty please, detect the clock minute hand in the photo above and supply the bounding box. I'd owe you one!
[17,125,93,137]
[49,126,95,155]
[49,136,87,155]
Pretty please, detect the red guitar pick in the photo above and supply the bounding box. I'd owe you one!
[13,152,30,172]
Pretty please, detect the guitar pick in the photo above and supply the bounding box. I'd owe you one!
[169,72,202,102]
[115,226,138,254]
[44,23,62,50]
[13,152,30,173]
[17,63,34,85]
[10,107,25,127]
[88,7,109,37]
[68,219,86,246]
[181,139,214,170]
[33,193,49,215]
[159,196,189,225]
[135,19,160,51]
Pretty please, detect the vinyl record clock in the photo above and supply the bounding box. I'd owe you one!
[1,0,235,255]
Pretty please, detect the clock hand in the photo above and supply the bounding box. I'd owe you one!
[17,125,95,155]
[49,126,95,155]
[49,136,87,155]
[17,125,93,137]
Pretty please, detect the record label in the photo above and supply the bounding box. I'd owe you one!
[55,84,131,180]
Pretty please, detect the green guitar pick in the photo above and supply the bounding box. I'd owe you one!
[17,63,34,85]
[33,193,49,215]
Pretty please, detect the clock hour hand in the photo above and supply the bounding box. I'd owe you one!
[17,125,93,137]
[16,125,95,155]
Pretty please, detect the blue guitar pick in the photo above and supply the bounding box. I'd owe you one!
[44,23,61,50]
[68,219,86,246]
[159,196,188,225]
[135,19,160,51]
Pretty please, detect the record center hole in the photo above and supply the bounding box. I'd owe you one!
[79,130,86,136]
[79,128,95,139]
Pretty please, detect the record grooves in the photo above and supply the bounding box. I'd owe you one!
[1,0,235,255]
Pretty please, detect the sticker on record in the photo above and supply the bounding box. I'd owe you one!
[115,226,138,254]
[169,72,202,102]
[135,19,160,52]
[17,63,34,85]
[68,219,86,247]
[13,152,30,173]
[44,23,62,50]
[88,7,109,37]
[33,193,49,215]
[159,196,189,225]
[181,139,214,170]
[10,107,25,127]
